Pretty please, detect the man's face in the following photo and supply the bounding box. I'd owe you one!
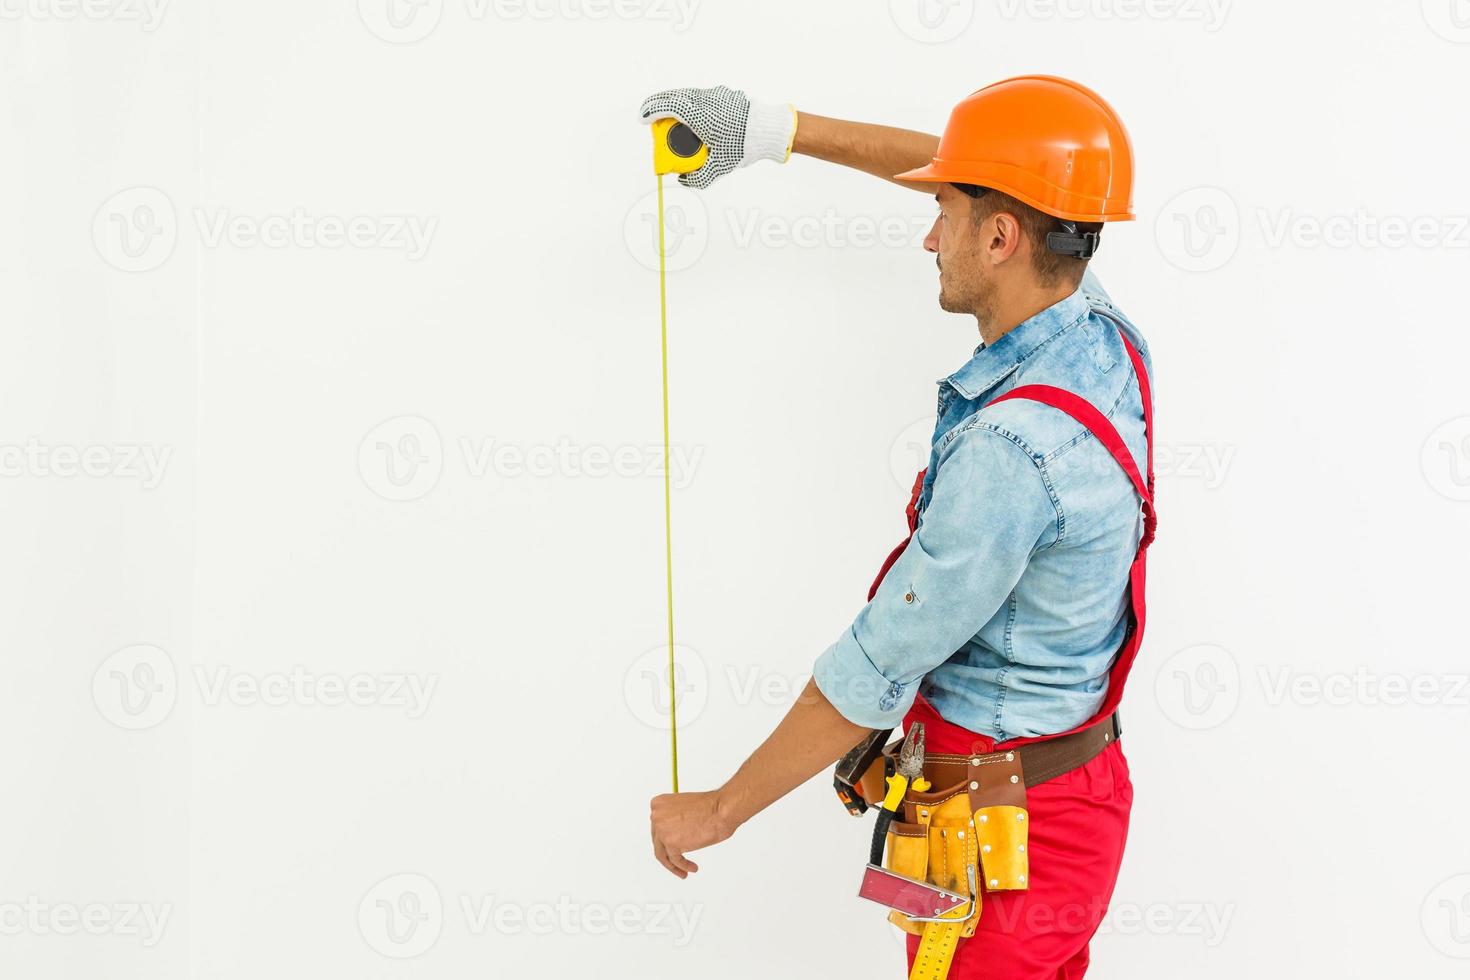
[923,184,992,316]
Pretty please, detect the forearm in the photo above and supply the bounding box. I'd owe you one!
[715,678,871,829]
[793,111,940,192]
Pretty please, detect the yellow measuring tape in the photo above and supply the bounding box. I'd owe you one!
[651,119,709,793]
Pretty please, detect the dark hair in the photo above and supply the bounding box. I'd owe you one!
[953,183,1101,287]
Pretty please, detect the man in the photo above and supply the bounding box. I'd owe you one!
[640,77,1155,979]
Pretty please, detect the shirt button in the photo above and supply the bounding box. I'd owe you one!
[904,592,914,604]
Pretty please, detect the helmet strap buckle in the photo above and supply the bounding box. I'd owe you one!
[1046,222,1101,259]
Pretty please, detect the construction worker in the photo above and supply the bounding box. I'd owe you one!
[641,77,1154,979]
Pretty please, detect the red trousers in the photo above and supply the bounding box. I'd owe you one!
[902,696,1133,980]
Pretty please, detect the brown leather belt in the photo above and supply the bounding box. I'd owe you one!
[859,713,1122,807]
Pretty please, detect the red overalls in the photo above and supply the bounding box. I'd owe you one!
[871,331,1155,980]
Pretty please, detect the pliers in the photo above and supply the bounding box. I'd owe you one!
[869,722,928,865]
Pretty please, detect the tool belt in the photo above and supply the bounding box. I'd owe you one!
[856,713,1121,813]
[849,714,1121,979]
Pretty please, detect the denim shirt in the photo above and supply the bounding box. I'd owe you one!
[812,271,1152,740]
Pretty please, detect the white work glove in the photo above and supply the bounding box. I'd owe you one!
[638,85,797,189]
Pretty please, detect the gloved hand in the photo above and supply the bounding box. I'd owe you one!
[638,85,797,189]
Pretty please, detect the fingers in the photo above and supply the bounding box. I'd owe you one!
[638,89,694,125]
[650,828,694,879]
[678,163,717,190]
[649,793,705,878]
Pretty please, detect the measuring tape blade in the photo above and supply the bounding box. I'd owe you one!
[651,118,707,793]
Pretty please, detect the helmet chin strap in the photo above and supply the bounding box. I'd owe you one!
[1046,221,1101,259]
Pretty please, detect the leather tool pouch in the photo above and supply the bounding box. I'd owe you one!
[876,749,1030,938]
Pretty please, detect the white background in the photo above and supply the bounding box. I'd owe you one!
[3,0,1469,977]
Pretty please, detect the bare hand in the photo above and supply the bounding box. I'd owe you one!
[649,790,738,878]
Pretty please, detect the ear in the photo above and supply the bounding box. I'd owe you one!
[986,210,1025,265]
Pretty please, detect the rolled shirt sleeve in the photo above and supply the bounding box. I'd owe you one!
[813,421,1058,728]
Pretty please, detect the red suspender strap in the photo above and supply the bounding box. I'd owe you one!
[867,468,926,601]
[989,333,1155,546]
[988,332,1156,740]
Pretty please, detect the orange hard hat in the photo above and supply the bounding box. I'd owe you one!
[896,75,1135,223]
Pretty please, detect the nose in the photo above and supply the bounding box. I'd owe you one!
[923,215,940,254]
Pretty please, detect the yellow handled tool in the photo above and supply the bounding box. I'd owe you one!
[651,118,707,792]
